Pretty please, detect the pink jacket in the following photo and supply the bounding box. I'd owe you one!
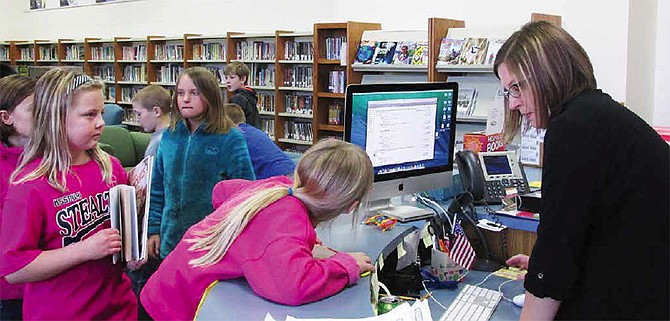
[141,177,360,321]
[0,144,24,300]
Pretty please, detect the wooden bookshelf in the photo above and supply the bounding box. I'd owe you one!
[313,21,381,143]
[275,31,315,149]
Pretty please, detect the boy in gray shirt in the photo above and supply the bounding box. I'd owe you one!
[131,85,172,157]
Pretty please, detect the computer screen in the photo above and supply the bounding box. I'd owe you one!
[344,82,459,210]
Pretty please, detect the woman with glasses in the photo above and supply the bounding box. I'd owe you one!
[496,21,668,320]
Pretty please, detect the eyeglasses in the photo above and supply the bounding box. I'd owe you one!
[503,83,522,99]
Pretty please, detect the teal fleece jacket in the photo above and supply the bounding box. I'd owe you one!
[148,121,256,258]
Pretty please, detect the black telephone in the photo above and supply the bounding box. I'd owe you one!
[455,150,530,204]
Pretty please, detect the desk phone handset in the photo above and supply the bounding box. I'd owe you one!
[455,150,530,204]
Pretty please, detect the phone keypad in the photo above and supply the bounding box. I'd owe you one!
[485,179,529,200]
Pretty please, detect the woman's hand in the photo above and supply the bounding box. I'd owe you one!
[506,254,530,280]
[347,252,374,273]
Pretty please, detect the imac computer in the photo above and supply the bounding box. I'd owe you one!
[344,82,459,219]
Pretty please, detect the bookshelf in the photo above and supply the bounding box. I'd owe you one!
[35,40,59,64]
[114,37,148,125]
[313,21,381,145]
[185,34,228,87]
[275,31,314,149]
[148,36,185,87]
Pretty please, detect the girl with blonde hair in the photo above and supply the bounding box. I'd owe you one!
[0,68,137,320]
[141,139,375,321]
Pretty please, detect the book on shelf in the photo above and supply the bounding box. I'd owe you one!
[372,41,397,65]
[457,38,489,65]
[457,88,478,117]
[410,41,429,65]
[354,40,376,64]
[109,156,153,264]
[484,38,505,65]
[437,38,465,66]
[392,41,416,65]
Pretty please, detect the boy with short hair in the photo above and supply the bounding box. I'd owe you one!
[225,61,261,129]
[225,103,295,179]
[131,85,172,157]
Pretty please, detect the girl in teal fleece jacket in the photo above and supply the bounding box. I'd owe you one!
[147,67,255,260]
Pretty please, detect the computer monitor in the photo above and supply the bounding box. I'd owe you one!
[344,82,459,214]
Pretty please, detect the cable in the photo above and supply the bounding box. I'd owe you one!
[472,270,497,287]
[416,194,453,228]
[421,280,448,310]
[497,279,517,302]
[378,281,392,296]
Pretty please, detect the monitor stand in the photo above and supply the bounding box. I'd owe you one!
[368,196,434,222]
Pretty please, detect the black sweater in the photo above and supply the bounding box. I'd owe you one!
[525,89,669,320]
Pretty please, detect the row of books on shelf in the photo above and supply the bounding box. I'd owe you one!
[354,40,429,66]
[192,43,226,61]
[155,65,183,84]
[328,70,346,94]
[38,46,58,61]
[261,119,275,137]
[324,36,346,60]
[456,88,478,117]
[122,65,147,82]
[437,37,505,66]
[0,47,8,60]
[94,66,114,81]
[154,44,184,61]
[236,40,275,61]
[285,94,313,115]
[64,45,85,61]
[120,87,143,103]
[282,66,313,88]
[258,93,275,112]
[91,46,114,60]
[328,102,343,125]
[283,41,314,61]
[249,64,275,87]
[20,47,34,60]
[284,121,313,142]
[121,45,147,61]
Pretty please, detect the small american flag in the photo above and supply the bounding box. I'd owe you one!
[449,222,476,270]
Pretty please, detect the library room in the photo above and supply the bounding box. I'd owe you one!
[0,1,668,321]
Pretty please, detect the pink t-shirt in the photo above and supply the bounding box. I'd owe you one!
[141,177,360,321]
[0,157,137,320]
[0,143,25,300]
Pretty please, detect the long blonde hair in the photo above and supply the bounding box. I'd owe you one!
[11,68,113,192]
[187,139,373,267]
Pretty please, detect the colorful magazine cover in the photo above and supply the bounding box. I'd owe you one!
[458,38,489,65]
[484,38,505,65]
[354,40,377,64]
[373,41,397,64]
[437,38,464,65]
[411,41,429,65]
[392,41,416,65]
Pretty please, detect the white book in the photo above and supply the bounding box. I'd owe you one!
[110,156,153,264]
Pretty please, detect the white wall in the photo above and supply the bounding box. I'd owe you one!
[0,0,638,111]
[653,0,669,126]
[626,0,657,123]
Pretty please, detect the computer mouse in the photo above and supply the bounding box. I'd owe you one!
[512,294,525,308]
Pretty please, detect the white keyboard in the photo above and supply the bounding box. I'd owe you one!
[439,284,502,321]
